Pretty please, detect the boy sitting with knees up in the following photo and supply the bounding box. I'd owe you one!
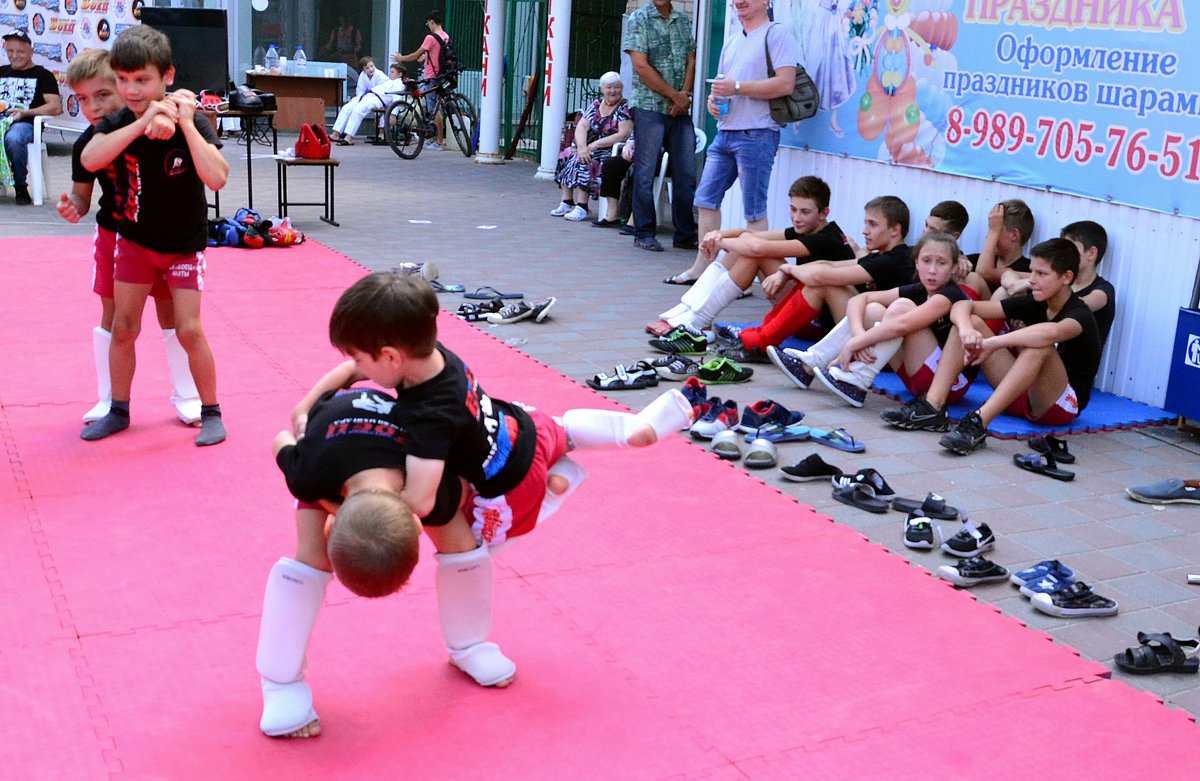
[969,199,1035,298]
[56,47,202,427]
[887,239,1100,455]
[646,175,854,345]
[257,272,693,738]
[768,232,977,408]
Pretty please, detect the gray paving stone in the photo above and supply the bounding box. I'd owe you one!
[1106,544,1192,573]
[1006,529,1096,558]
[1108,573,1196,607]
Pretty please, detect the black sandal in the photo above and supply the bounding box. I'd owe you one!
[891,492,959,520]
[1013,452,1075,482]
[832,482,889,514]
[1114,632,1200,675]
[1029,434,1075,464]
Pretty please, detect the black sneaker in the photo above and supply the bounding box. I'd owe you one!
[937,556,1010,587]
[780,453,843,482]
[902,512,940,550]
[893,395,948,431]
[713,337,768,364]
[940,520,995,557]
[649,325,709,355]
[1030,581,1118,617]
[766,346,813,389]
[14,186,32,206]
[650,354,699,381]
[939,410,988,455]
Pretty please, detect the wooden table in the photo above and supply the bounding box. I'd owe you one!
[245,71,344,130]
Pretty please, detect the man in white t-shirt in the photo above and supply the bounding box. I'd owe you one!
[664,0,798,284]
[393,11,450,149]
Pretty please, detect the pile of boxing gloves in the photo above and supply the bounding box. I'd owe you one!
[208,208,305,249]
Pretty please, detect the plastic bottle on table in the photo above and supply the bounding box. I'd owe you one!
[264,44,280,71]
[294,45,307,66]
[253,45,266,69]
[711,73,730,118]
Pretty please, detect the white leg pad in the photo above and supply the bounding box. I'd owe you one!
[841,334,903,388]
[562,409,636,450]
[537,455,588,524]
[799,316,853,370]
[257,558,331,732]
[84,326,112,423]
[658,302,691,321]
[633,388,694,439]
[260,679,318,737]
[163,328,201,424]
[688,271,744,330]
[679,262,727,311]
[436,545,515,686]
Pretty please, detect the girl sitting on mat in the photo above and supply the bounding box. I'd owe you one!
[767,231,977,410]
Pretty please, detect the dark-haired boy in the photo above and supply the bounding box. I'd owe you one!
[924,200,969,237]
[970,199,1034,297]
[79,25,229,445]
[1060,220,1116,349]
[891,239,1100,455]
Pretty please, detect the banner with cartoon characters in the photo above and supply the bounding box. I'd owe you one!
[0,0,144,125]
[765,1,1196,219]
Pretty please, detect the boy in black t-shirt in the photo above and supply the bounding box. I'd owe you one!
[254,273,693,737]
[735,195,915,353]
[648,176,854,337]
[78,25,229,446]
[969,199,1035,298]
[56,48,202,428]
[1060,220,1117,349]
[896,239,1100,455]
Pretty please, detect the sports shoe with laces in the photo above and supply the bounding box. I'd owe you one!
[815,367,868,407]
[679,376,707,409]
[649,325,709,355]
[486,298,556,325]
[1018,572,1076,599]
[766,345,813,389]
[939,410,988,454]
[697,357,753,384]
[892,395,949,431]
[902,512,940,549]
[940,519,995,557]
[780,453,843,482]
[1010,559,1075,587]
[689,398,739,440]
[736,399,804,433]
[713,337,768,364]
[550,201,573,216]
[650,354,700,381]
[938,556,1009,587]
[712,323,744,342]
[1030,581,1118,618]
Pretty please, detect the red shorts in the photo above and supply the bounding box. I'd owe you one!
[114,235,205,291]
[1006,383,1080,426]
[464,409,568,547]
[896,346,972,404]
[93,227,170,300]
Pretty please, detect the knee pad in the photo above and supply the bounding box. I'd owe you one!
[256,557,332,685]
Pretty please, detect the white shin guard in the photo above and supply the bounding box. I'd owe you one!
[800,316,854,369]
[562,389,691,450]
[687,270,743,330]
[658,302,692,321]
[436,545,516,687]
[84,327,112,423]
[837,334,903,389]
[537,455,588,524]
[679,262,727,311]
[162,328,201,425]
[633,388,695,440]
[257,557,332,736]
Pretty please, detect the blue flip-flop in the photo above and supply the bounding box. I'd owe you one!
[464,286,524,300]
[431,280,466,293]
[743,423,810,443]
[810,427,865,453]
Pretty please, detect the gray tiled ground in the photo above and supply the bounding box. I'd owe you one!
[6,132,1200,714]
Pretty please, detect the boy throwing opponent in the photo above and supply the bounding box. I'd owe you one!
[79,25,229,446]
[57,47,202,428]
[258,272,692,737]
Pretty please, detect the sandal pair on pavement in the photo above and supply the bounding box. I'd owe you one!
[587,360,659,390]
[1115,631,1200,675]
[1013,452,1075,481]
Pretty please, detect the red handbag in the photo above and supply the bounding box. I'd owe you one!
[295,123,331,159]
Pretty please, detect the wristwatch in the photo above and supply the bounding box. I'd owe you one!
[734,80,741,95]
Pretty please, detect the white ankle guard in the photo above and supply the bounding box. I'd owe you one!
[260,678,318,736]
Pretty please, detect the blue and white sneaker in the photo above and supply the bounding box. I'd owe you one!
[1018,572,1076,599]
[766,345,813,389]
[712,323,744,342]
[815,367,868,408]
[1010,559,1075,587]
[736,399,804,433]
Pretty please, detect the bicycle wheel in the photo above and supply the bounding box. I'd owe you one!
[386,101,424,160]
[444,94,476,157]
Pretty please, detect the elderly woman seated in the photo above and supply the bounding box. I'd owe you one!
[550,71,633,222]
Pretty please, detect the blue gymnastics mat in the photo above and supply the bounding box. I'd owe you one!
[724,324,1175,440]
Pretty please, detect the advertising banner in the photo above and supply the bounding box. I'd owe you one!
[0,0,144,125]
[759,1,1195,218]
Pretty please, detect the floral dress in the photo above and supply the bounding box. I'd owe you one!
[554,98,630,197]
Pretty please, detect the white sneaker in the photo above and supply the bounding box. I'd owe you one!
[426,141,444,151]
[550,201,573,217]
[564,205,588,221]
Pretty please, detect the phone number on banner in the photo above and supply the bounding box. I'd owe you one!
[945,107,1200,182]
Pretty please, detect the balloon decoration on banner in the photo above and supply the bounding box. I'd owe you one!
[856,0,958,166]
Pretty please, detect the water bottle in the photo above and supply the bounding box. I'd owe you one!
[711,73,730,118]
[264,44,279,71]
[294,45,307,66]
[253,45,266,69]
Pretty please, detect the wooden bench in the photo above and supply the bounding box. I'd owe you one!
[275,156,340,226]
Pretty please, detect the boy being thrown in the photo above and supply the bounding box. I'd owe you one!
[79,25,229,446]
[258,272,693,737]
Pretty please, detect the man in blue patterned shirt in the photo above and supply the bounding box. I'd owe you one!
[623,0,697,253]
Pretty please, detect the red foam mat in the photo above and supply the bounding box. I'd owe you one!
[2,237,1197,780]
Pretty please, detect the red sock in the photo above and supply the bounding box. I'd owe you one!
[741,285,818,350]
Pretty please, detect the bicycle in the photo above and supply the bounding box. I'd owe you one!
[385,74,478,160]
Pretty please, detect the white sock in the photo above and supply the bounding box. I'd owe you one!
[436,545,515,687]
[798,317,853,371]
[162,328,201,425]
[84,326,112,423]
[836,334,902,389]
[257,557,331,736]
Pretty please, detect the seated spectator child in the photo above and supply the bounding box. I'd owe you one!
[1060,220,1116,350]
[329,62,406,144]
[256,273,693,738]
[768,231,976,408]
[888,239,1100,455]
[726,195,915,358]
[647,176,854,344]
[969,199,1034,298]
[923,199,969,238]
[353,55,387,100]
